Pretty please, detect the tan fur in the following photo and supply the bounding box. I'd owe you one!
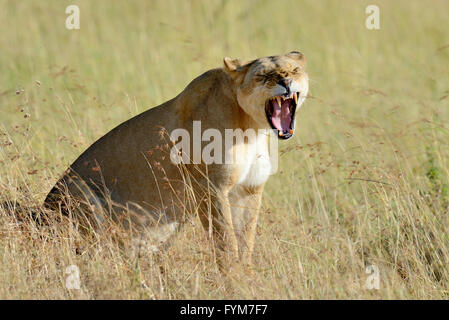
[44,52,309,270]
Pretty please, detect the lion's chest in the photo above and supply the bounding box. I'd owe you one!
[233,134,272,188]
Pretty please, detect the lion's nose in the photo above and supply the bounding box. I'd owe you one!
[278,78,293,95]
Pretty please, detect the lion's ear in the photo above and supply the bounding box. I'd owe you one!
[223,57,252,83]
[223,57,242,72]
[286,51,306,65]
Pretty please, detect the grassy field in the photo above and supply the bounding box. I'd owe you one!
[1,0,449,299]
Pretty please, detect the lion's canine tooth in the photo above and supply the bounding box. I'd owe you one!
[278,131,283,137]
[289,129,294,134]
[276,96,282,107]
[293,92,298,104]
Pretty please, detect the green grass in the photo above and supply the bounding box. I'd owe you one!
[1,0,449,299]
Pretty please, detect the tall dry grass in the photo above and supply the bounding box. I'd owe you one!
[1,0,449,299]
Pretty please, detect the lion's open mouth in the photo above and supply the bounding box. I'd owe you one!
[265,92,299,140]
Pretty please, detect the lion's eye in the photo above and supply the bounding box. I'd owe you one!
[255,73,266,81]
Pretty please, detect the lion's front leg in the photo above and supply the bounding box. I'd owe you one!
[198,190,240,271]
[228,184,264,266]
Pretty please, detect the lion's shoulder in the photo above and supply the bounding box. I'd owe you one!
[178,68,237,105]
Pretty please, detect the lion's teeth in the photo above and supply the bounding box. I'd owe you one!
[278,131,283,137]
[276,97,281,107]
[289,129,294,134]
[293,92,298,104]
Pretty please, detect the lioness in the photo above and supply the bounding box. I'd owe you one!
[44,52,309,269]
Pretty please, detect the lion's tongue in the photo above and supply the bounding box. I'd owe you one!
[271,100,291,132]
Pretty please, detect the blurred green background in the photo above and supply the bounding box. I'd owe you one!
[1,1,448,173]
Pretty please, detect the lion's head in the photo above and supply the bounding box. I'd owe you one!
[223,52,309,139]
